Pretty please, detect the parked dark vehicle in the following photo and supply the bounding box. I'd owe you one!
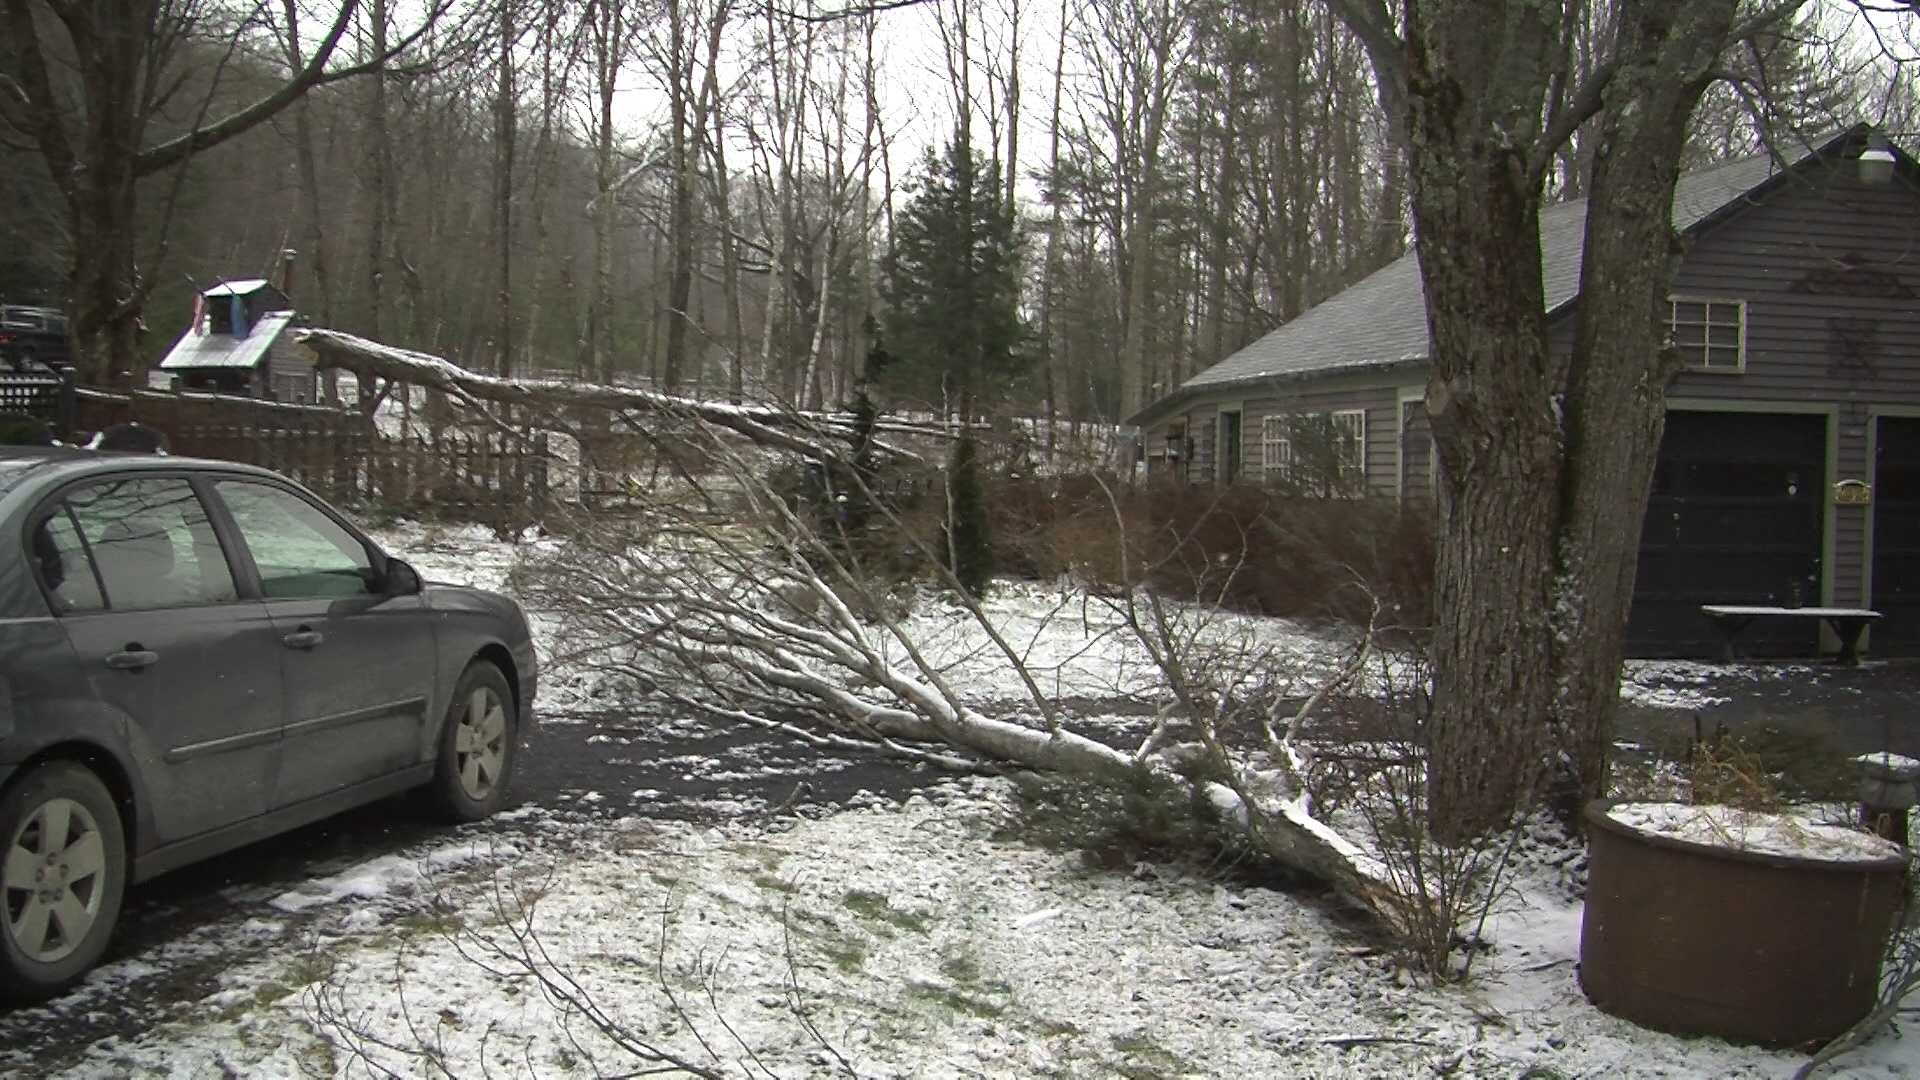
[0,449,537,1001]
[0,307,69,371]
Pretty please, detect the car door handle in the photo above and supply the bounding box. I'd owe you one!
[282,629,324,650]
[105,649,158,670]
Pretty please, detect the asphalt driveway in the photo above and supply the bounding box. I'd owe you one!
[0,715,937,1078]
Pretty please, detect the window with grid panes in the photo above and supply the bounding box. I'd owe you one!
[1331,409,1366,492]
[1669,297,1745,371]
[1261,415,1294,482]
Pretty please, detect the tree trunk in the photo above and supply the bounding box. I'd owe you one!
[1398,0,1754,840]
[68,172,143,386]
[1548,0,1742,813]
[1403,0,1565,841]
[663,0,696,393]
[494,3,517,378]
[361,0,393,410]
[591,0,622,383]
[52,6,148,386]
[281,0,332,330]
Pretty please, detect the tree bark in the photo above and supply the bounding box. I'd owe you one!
[590,0,624,382]
[663,0,697,393]
[1390,0,1765,839]
[1548,0,1743,813]
[494,1,518,377]
[1402,0,1567,841]
[281,0,333,329]
[363,0,393,408]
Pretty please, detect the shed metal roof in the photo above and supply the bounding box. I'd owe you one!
[158,310,296,371]
[202,279,272,298]
[1134,128,1862,425]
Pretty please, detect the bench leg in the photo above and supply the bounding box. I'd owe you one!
[1716,618,1752,664]
[1832,618,1868,666]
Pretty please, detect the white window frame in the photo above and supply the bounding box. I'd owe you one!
[1669,295,1747,372]
[1261,414,1294,482]
[1331,409,1367,494]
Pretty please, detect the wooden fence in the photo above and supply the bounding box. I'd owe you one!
[72,388,555,530]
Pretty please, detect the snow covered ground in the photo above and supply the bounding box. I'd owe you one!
[26,524,1915,1078]
[44,778,1917,1079]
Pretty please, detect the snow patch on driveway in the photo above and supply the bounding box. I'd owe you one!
[268,839,515,913]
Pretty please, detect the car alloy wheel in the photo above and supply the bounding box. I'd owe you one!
[453,685,508,802]
[4,796,109,964]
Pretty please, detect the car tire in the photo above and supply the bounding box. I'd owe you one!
[426,662,517,822]
[0,762,127,1004]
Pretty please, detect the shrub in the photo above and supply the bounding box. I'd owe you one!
[982,474,1434,628]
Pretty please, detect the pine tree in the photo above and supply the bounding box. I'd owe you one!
[883,142,1027,416]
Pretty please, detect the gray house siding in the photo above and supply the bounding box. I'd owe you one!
[1241,386,1398,496]
[1144,379,1402,495]
[1134,134,1920,653]
[1655,162,1920,609]
[1381,163,1920,613]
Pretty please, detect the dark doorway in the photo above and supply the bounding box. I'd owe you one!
[1627,410,1827,658]
[1873,418,1920,654]
[1219,410,1242,484]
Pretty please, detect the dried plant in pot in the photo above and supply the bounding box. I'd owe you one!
[1579,742,1907,1048]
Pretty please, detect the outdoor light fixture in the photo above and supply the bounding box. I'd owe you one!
[1859,136,1896,185]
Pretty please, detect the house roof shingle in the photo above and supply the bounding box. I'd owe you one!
[1134,127,1861,425]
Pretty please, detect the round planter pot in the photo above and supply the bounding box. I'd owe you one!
[1579,800,1907,1047]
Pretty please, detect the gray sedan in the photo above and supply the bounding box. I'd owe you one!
[0,448,536,1001]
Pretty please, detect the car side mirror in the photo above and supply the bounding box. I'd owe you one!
[383,557,423,597]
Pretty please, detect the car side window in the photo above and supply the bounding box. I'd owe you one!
[30,509,104,613]
[214,480,374,599]
[63,478,238,611]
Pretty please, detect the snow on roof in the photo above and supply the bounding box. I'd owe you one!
[202,279,272,297]
[158,310,296,370]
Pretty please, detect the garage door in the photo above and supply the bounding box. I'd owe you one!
[1873,418,1920,654]
[1627,411,1827,658]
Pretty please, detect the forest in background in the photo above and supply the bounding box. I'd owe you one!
[0,0,1913,421]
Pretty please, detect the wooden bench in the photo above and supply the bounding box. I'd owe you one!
[1698,605,1881,666]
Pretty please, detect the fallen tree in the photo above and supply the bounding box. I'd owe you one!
[506,402,1509,947]
[299,327,952,463]
[298,329,1509,957]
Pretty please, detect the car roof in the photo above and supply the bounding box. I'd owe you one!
[0,447,290,498]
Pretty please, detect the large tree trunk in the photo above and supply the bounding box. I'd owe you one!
[1548,0,1742,812]
[1402,0,1566,842]
[58,8,148,386]
[1400,0,1754,839]
[68,171,144,386]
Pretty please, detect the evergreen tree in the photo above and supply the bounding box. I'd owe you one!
[883,142,1027,416]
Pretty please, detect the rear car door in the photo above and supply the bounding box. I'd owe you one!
[37,475,283,841]
[208,478,438,808]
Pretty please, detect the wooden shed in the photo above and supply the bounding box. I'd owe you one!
[154,279,317,403]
